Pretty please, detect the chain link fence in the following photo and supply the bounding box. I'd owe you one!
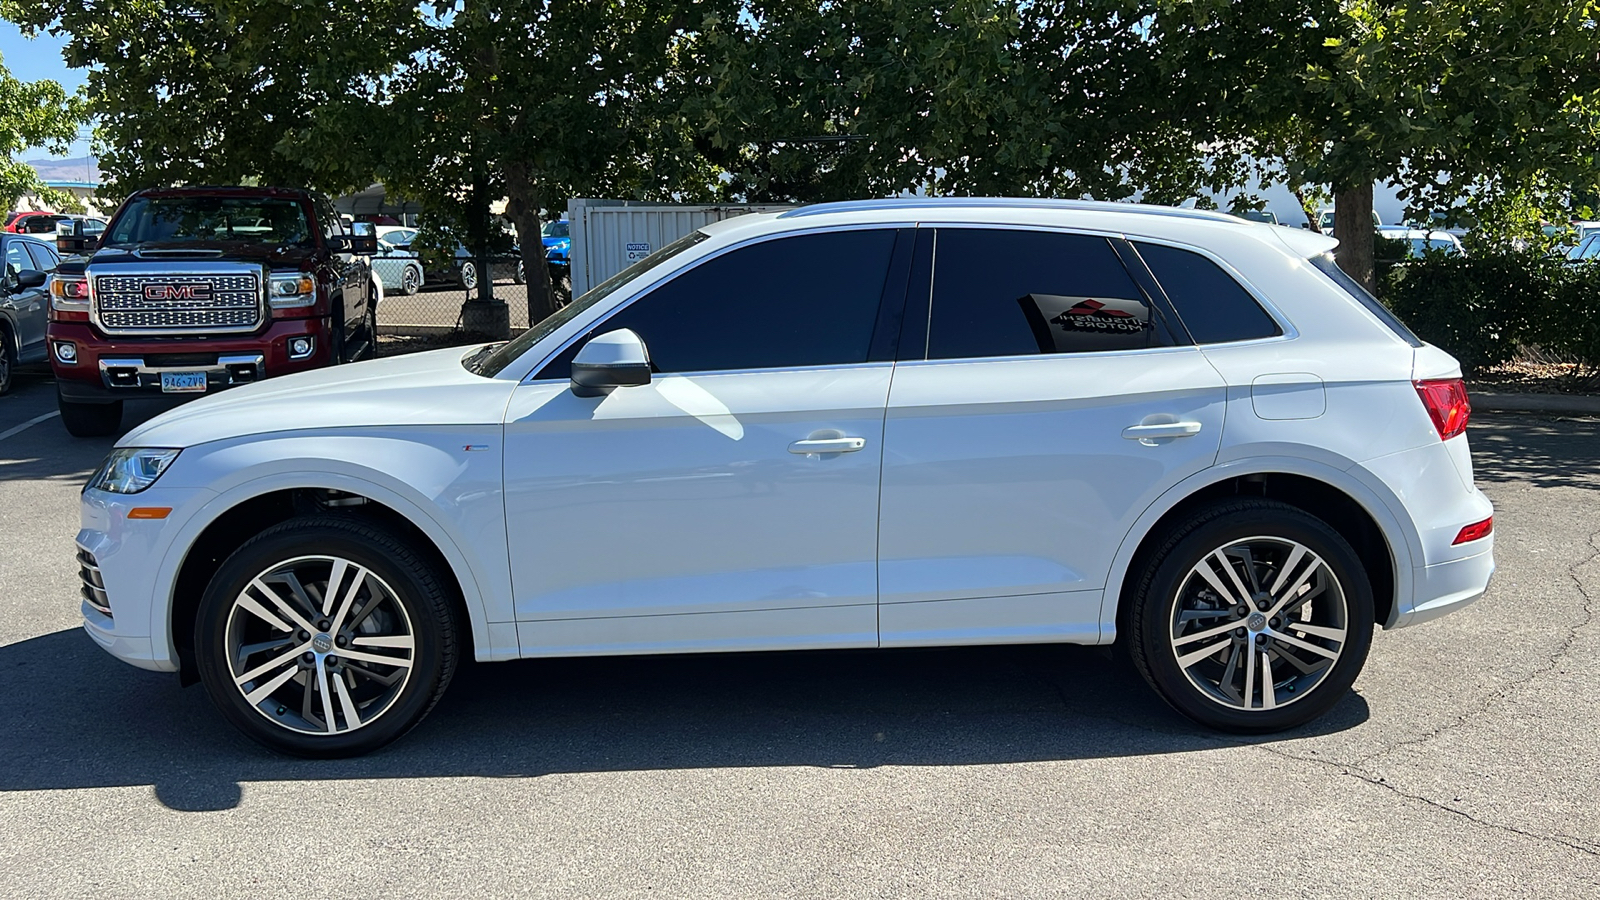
[372,250,571,356]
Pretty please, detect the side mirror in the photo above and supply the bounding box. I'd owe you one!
[16,269,46,290]
[571,329,651,397]
[335,221,379,254]
[56,219,96,255]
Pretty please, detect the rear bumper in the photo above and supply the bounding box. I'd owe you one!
[1395,542,1495,628]
[48,318,334,403]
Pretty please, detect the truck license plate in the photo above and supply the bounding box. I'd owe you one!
[160,372,208,394]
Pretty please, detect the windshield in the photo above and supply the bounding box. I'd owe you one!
[542,221,569,239]
[1407,238,1459,256]
[465,229,709,377]
[106,196,314,246]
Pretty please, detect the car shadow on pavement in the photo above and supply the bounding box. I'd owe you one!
[0,628,1369,812]
[1470,412,1600,492]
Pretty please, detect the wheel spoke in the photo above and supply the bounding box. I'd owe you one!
[1173,619,1240,649]
[1178,608,1232,623]
[1233,545,1264,594]
[236,594,294,633]
[322,559,350,617]
[329,565,370,632]
[351,634,413,650]
[1244,642,1257,708]
[233,643,309,686]
[249,578,318,634]
[1268,544,1308,595]
[1287,621,1346,643]
[344,661,405,687]
[1272,630,1341,660]
[315,662,339,734]
[1218,643,1243,703]
[1259,651,1276,709]
[236,635,296,664]
[278,571,319,619]
[243,665,301,707]
[338,647,413,670]
[1268,551,1325,616]
[332,671,363,730]
[1193,555,1248,607]
[1176,636,1233,670]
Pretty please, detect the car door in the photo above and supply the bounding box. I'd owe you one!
[18,240,57,359]
[876,227,1229,647]
[502,227,911,656]
[319,201,364,353]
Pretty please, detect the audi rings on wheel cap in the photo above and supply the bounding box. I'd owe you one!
[224,555,416,735]
[1168,536,1349,712]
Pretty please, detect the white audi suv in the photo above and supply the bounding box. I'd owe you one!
[75,199,1495,756]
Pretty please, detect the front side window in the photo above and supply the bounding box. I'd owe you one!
[23,241,59,272]
[1134,242,1282,345]
[925,229,1171,359]
[4,241,29,279]
[540,229,898,377]
[106,197,314,247]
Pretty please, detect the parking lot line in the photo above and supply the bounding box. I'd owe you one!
[0,411,61,443]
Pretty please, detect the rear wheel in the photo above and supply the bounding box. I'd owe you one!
[195,517,458,757]
[459,261,478,292]
[59,395,123,437]
[1127,499,1374,733]
[400,264,420,295]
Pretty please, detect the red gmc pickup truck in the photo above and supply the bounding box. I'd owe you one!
[48,186,379,436]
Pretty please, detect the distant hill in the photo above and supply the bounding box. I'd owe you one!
[24,156,100,184]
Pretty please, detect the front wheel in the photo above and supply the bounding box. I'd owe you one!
[459,261,478,292]
[0,329,14,395]
[1126,499,1374,733]
[400,264,420,295]
[59,395,123,437]
[195,517,459,757]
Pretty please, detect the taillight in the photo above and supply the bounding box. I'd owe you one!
[1414,378,1471,440]
[1453,516,1493,545]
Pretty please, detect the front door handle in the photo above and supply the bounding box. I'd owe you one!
[788,437,867,455]
[1122,421,1203,443]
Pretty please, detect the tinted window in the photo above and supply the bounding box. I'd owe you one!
[541,230,896,377]
[108,197,313,246]
[4,241,29,278]
[1135,242,1282,344]
[23,241,59,272]
[925,229,1167,359]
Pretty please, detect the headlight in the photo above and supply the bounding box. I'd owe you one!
[86,448,181,494]
[269,272,317,308]
[49,275,91,311]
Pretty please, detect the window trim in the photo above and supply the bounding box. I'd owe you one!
[1125,235,1299,347]
[522,223,917,383]
[901,224,1192,363]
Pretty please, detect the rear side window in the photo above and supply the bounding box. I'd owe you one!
[925,229,1174,359]
[1134,242,1281,344]
[1307,252,1423,347]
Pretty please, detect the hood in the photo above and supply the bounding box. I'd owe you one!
[119,345,520,449]
[90,243,323,269]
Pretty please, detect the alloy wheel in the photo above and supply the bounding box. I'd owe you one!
[224,555,416,735]
[461,262,477,291]
[1167,536,1349,711]
[402,266,419,294]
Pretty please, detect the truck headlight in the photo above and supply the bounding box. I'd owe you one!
[86,448,181,494]
[49,275,91,312]
[269,273,317,308]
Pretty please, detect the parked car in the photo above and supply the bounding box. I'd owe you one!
[1233,210,1279,226]
[369,231,425,296]
[1565,233,1600,264]
[77,198,1494,757]
[7,211,72,235]
[48,186,380,436]
[543,219,571,270]
[1378,227,1466,258]
[1316,209,1384,232]
[0,233,60,393]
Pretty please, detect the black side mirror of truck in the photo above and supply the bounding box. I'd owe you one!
[56,219,97,255]
[333,221,379,255]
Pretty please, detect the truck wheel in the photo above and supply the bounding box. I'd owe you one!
[364,290,379,360]
[401,265,420,295]
[459,262,478,292]
[194,516,459,757]
[0,328,14,395]
[59,396,123,438]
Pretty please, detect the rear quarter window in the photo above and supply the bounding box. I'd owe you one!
[1133,242,1281,344]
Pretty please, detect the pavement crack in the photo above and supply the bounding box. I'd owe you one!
[1354,525,1600,769]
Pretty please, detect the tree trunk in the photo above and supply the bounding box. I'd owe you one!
[504,159,558,325]
[1291,186,1321,233]
[1332,181,1376,293]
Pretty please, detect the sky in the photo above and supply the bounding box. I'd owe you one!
[3,22,94,159]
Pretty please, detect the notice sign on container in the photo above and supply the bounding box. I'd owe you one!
[625,242,652,261]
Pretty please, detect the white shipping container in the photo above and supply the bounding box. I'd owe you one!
[567,199,794,298]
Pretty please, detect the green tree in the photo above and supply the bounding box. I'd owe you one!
[0,52,86,211]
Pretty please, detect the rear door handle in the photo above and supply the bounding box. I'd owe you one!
[788,437,867,455]
[1122,421,1203,442]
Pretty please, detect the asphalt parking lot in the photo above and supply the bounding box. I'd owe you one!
[1,370,1596,898]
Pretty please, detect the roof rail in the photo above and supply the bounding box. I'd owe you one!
[775,197,1245,224]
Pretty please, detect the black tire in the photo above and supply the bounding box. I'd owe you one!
[59,395,123,437]
[1126,499,1374,734]
[362,286,380,360]
[195,516,459,758]
[0,327,14,395]
[459,261,478,292]
[513,259,526,284]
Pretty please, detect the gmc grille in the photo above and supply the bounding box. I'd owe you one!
[92,271,264,336]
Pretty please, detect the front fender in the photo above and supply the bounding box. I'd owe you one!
[152,431,516,666]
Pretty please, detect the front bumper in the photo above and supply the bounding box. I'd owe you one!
[49,318,334,403]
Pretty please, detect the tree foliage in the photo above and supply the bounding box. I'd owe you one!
[0,51,86,211]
